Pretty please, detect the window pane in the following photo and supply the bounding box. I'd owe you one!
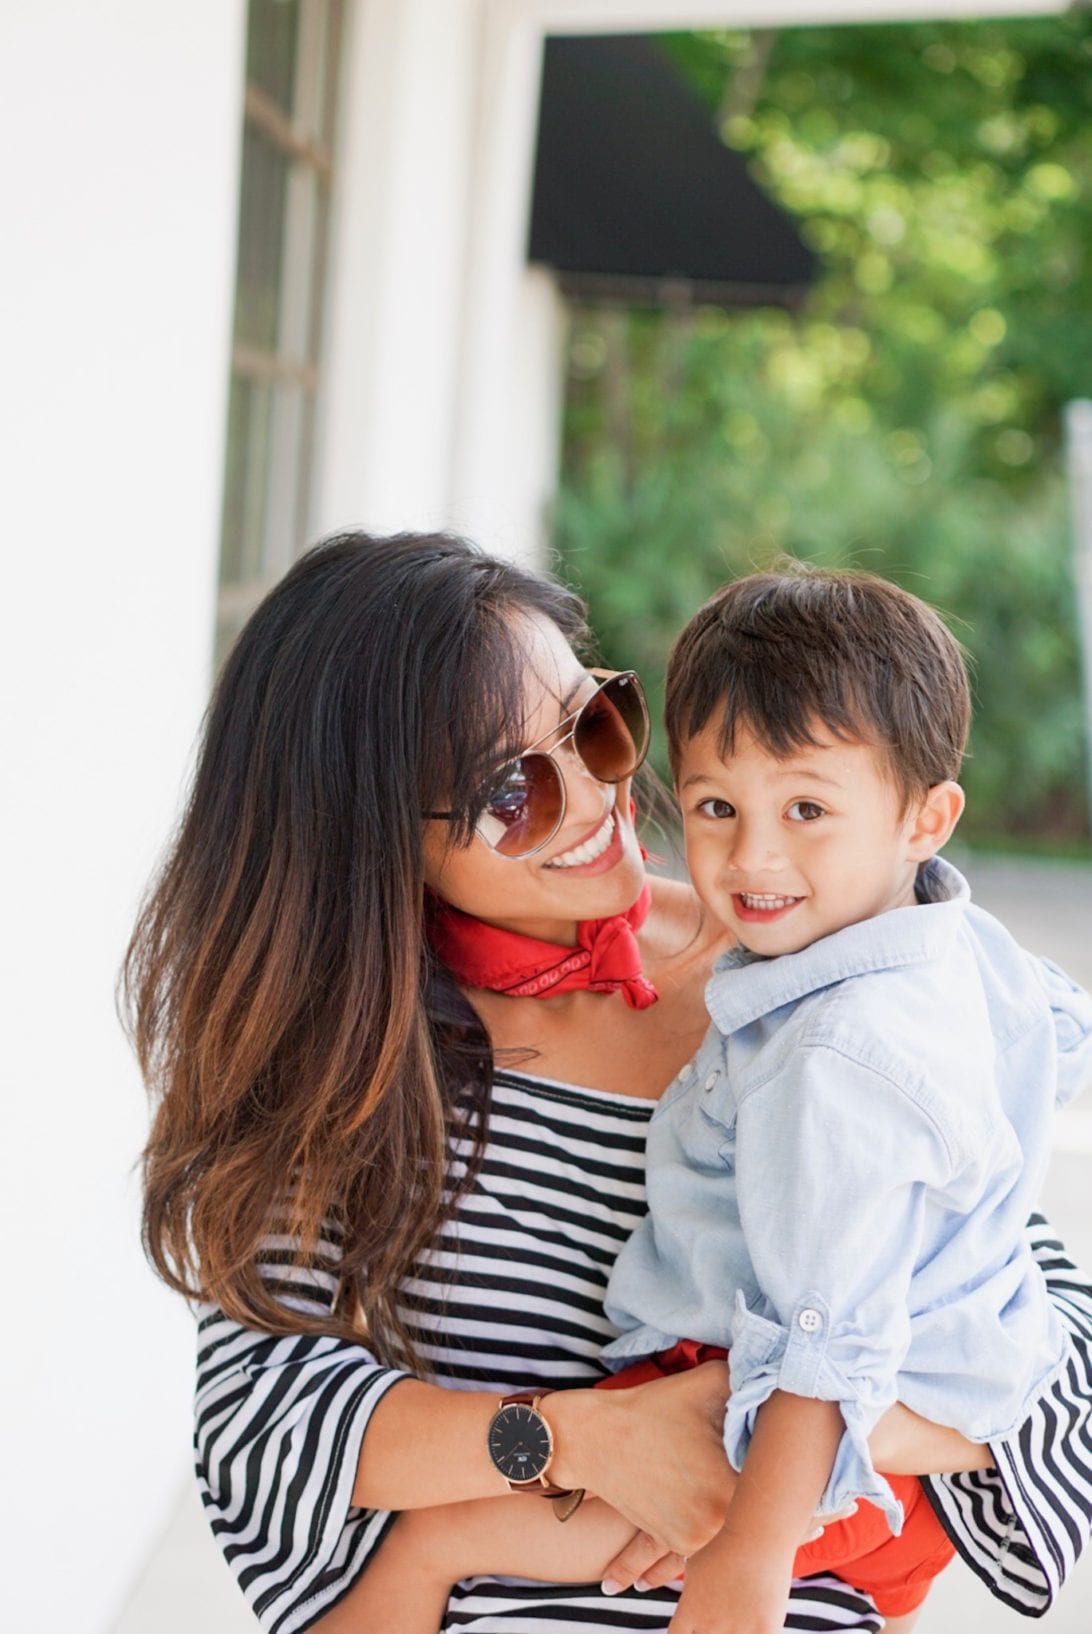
[264,381,308,579]
[306,182,331,362]
[246,0,299,113]
[217,0,343,667]
[234,126,290,351]
[219,374,274,589]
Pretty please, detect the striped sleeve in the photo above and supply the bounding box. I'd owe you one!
[193,1216,409,1634]
[923,1213,1092,1616]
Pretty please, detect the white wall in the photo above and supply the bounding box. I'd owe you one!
[0,4,246,1631]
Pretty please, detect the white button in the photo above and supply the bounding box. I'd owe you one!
[680,1060,696,1080]
[798,1308,822,1333]
[703,1070,720,1092]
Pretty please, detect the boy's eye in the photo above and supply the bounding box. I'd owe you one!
[696,798,736,819]
[786,800,825,822]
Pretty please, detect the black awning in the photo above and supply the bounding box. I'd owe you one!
[528,35,816,310]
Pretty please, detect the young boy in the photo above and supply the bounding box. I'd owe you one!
[336,568,1092,1634]
[598,565,1092,1632]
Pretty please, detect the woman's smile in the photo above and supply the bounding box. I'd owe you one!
[543,808,619,871]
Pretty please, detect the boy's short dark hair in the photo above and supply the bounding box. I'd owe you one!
[664,565,971,808]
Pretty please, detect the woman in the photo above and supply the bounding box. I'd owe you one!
[126,531,1092,1634]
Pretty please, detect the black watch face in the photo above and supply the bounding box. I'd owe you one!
[488,1403,552,1483]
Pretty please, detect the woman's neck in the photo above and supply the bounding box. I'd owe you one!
[469,877,729,1101]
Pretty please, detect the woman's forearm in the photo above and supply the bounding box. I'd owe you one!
[314,1498,639,1633]
[869,1401,994,1475]
[353,1363,734,1566]
[352,1379,514,1509]
[352,1378,605,1511]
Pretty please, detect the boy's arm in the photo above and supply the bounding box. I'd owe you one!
[672,1392,843,1634]
[726,1047,954,1532]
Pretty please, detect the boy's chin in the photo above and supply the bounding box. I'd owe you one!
[732,920,814,958]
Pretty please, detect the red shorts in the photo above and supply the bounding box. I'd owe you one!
[597,1341,954,1617]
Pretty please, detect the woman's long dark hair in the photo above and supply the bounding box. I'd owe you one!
[122,531,588,1365]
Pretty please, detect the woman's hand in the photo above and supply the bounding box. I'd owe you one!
[601,1530,688,1597]
[548,1360,736,1559]
[869,1401,994,1475]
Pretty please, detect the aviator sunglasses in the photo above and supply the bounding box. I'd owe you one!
[427,669,650,860]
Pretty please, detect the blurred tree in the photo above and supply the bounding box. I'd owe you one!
[556,15,1092,845]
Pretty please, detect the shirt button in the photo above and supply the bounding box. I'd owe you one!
[798,1308,822,1334]
[680,1060,697,1080]
[703,1069,720,1092]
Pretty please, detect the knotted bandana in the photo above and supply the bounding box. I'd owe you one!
[427,881,659,1010]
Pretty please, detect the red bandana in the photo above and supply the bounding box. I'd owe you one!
[427,881,659,1010]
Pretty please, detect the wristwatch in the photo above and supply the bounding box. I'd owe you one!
[486,1391,584,1521]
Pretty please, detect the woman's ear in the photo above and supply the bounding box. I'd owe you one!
[905,781,965,862]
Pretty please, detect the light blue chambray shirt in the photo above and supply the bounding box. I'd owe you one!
[602,857,1092,1530]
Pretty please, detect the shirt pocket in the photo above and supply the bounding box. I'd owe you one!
[667,1066,739,1177]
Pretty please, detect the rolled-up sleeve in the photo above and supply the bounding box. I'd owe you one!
[723,1045,957,1532]
[193,1223,410,1634]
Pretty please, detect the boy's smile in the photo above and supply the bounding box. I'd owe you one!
[677,719,960,957]
[733,889,805,925]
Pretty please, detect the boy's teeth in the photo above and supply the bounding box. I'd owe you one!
[546,812,615,868]
[740,892,799,909]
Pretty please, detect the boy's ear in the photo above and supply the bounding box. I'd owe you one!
[905,781,965,861]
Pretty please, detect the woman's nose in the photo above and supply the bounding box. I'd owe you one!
[558,738,610,799]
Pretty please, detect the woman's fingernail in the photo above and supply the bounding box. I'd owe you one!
[634,1578,652,1592]
[601,1579,623,1597]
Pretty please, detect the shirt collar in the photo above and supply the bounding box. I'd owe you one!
[706,855,971,1037]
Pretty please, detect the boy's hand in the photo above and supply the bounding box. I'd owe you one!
[600,1497,856,1598]
[668,1530,792,1634]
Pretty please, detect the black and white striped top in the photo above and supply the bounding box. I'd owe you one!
[195,1070,1092,1633]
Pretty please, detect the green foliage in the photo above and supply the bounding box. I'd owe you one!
[555,15,1092,844]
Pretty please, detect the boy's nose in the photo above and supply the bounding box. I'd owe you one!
[724,820,782,875]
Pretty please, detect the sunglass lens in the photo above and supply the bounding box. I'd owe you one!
[575,673,650,781]
[476,754,564,858]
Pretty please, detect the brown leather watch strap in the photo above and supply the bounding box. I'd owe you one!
[498,1391,585,1521]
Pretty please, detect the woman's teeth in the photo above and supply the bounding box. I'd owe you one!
[739,892,800,909]
[545,811,616,868]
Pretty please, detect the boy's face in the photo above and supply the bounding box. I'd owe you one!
[677,718,946,957]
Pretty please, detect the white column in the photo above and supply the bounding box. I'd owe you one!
[448,3,551,562]
[0,5,246,1631]
[315,0,483,537]
[509,268,570,566]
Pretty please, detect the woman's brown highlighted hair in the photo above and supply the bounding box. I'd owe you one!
[665,564,971,810]
[122,531,587,1365]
